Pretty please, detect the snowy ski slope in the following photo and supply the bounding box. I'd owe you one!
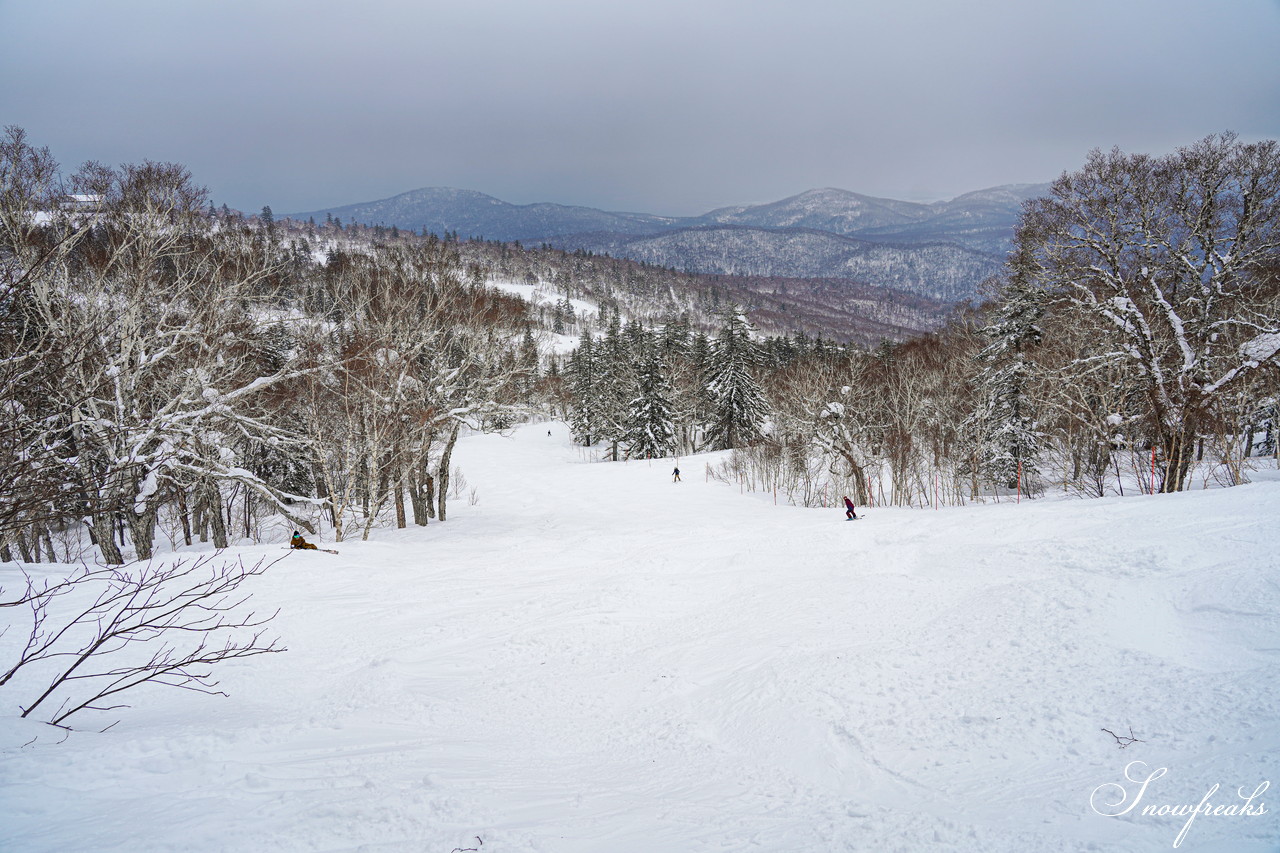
[2,422,1278,852]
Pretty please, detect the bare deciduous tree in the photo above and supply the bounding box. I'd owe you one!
[1011,133,1280,491]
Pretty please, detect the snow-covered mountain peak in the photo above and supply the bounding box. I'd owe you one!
[699,187,933,231]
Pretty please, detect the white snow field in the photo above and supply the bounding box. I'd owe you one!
[2,422,1278,853]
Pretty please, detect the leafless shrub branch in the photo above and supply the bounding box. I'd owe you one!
[1101,725,1144,749]
[0,552,284,729]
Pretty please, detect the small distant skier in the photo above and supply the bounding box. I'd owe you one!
[290,530,318,550]
[672,466,681,482]
[843,496,858,520]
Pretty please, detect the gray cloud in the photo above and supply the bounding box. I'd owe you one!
[2,0,1277,216]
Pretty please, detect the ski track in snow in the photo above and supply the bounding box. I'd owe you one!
[2,422,1279,852]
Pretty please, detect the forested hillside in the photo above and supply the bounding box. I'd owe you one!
[557,134,1280,508]
[2,129,1276,569]
[1,128,942,567]
[290,183,1050,302]
[547,226,1003,301]
[280,215,955,343]
[448,238,955,342]
[1,128,540,565]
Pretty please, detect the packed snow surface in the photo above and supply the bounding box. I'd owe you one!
[2,423,1278,852]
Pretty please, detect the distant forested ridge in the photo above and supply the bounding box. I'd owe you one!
[289,184,1051,302]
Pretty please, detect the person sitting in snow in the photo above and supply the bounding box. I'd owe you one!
[290,530,318,550]
[843,496,858,520]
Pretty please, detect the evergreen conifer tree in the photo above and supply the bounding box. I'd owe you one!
[705,312,769,450]
[964,278,1045,490]
[560,297,576,331]
[597,315,637,460]
[518,326,540,402]
[686,331,715,450]
[626,352,677,460]
[656,318,699,453]
[567,335,604,446]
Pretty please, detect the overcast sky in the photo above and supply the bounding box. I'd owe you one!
[2,0,1278,216]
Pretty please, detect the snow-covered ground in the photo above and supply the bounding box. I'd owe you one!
[484,279,596,322]
[484,279,597,356]
[2,423,1278,852]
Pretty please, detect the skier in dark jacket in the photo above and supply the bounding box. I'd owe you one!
[672,466,681,482]
[290,530,318,550]
[843,496,858,520]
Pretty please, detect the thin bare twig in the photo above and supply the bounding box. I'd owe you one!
[1101,725,1144,748]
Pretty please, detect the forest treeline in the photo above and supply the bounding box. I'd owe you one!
[2,128,1278,565]
[288,215,950,343]
[558,133,1280,509]
[0,127,542,564]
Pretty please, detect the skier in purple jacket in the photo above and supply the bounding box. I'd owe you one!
[843,496,858,520]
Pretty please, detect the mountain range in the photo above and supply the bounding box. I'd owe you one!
[288,183,1050,302]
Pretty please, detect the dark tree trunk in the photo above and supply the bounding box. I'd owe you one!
[15,531,32,563]
[436,424,460,522]
[93,513,124,565]
[177,487,192,546]
[202,481,229,549]
[394,477,406,529]
[127,503,158,562]
[408,474,428,526]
